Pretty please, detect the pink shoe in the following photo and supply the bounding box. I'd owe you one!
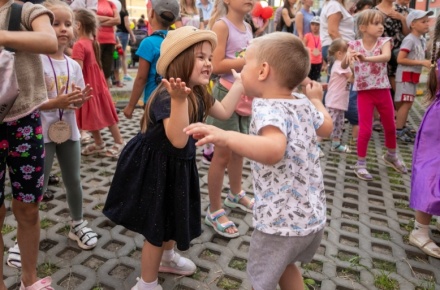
[20,277,54,290]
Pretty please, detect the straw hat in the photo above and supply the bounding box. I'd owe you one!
[156,26,218,76]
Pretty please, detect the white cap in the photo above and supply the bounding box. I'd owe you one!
[406,10,433,28]
[310,16,320,24]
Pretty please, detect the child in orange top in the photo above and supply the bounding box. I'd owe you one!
[304,16,323,81]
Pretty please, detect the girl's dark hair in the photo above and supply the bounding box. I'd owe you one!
[119,0,127,13]
[276,0,295,32]
[140,42,214,133]
[327,38,348,66]
[427,16,440,104]
[355,0,373,13]
[74,9,102,69]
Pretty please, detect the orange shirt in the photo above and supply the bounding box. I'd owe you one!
[304,33,322,64]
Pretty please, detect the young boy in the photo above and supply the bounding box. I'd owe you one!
[184,33,333,290]
[123,0,179,118]
[304,16,323,81]
[395,10,432,142]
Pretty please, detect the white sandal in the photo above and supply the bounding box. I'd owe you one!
[81,143,106,156]
[6,242,21,269]
[99,142,126,157]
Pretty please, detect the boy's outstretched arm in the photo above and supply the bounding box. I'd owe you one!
[184,124,287,165]
[304,81,333,137]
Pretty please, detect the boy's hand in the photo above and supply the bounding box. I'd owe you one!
[184,123,228,147]
[162,78,191,102]
[304,81,323,102]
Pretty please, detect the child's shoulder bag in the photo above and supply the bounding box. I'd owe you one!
[0,3,22,122]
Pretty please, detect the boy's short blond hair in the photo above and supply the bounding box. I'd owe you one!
[251,33,310,90]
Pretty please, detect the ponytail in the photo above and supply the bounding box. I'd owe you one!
[207,0,227,30]
[92,35,103,70]
[427,15,440,104]
[74,9,101,68]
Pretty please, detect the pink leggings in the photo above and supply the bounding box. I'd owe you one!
[357,89,396,158]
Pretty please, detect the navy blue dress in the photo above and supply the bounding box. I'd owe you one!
[103,90,205,250]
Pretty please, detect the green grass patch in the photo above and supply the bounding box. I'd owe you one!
[374,271,399,290]
[1,224,15,235]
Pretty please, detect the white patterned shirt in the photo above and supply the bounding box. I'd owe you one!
[250,94,326,237]
[349,37,392,91]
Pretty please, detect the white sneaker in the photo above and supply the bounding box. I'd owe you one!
[69,220,98,250]
[159,252,196,276]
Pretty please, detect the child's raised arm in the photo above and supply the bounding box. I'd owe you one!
[211,21,246,75]
[0,14,57,54]
[209,69,243,120]
[304,81,333,137]
[184,123,287,165]
[162,78,192,149]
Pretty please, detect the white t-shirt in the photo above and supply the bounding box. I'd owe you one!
[320,0,355,47]
[250,94,326,237]
[396,33,426,82]
[40,55,84,143]
[326,60,352,110]
[70,0,97,11]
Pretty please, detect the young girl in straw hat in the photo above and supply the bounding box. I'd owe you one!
[103,26,243,290]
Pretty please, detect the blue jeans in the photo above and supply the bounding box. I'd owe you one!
[345,84,358,125]
[116,32,129,51]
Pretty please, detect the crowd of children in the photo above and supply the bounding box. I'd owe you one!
[1,0,440,289]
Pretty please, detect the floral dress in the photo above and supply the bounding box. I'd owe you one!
[373,5,408,76]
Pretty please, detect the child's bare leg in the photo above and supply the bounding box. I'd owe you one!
[395,102,413,129]
[140,240,163,283]
[13,201,40,287]
[279,264,304,290]
[108,124,124,144]
[351,125,359,141]
[208,146,237,235]
[227,152,252,206]
[90,130,104,146]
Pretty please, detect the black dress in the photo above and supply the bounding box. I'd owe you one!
[103,90,204,251]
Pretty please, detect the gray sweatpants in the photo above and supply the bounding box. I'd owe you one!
[43,140,83,221]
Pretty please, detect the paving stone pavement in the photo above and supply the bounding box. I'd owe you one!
[3,95,440,290]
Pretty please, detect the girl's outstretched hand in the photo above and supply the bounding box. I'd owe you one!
[184,123,228,147]
[162,78,191,101]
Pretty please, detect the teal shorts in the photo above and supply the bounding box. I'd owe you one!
[206,82,250,134]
